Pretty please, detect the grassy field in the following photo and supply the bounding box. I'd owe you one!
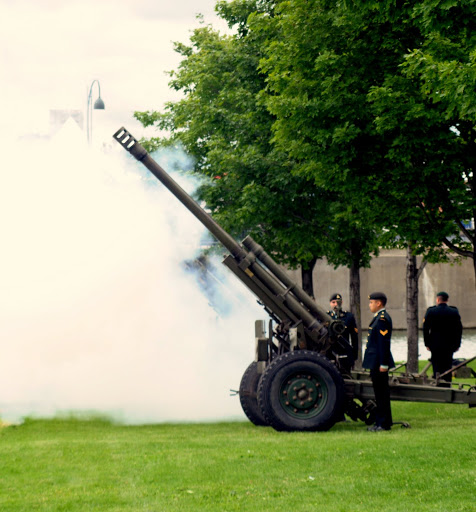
[1,398,475,512]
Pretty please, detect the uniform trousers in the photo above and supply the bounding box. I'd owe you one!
[370,369,393,429]
[431,352,454,382]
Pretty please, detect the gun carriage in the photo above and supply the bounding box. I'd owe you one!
[114,127,476,432]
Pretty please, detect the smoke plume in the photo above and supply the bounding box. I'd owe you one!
[0,121,262,424]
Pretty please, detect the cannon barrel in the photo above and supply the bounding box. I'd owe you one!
[113,127,329,339]
[113,128,247,261]
[242,236,333,325]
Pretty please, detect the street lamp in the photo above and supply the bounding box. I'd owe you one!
[86,79,105,145]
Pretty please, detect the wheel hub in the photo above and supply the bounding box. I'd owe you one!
[279,374,327,418]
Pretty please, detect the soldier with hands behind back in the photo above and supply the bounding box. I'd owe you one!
[423,291,462,382]
[363,292,395,432]
[328,293,359,362]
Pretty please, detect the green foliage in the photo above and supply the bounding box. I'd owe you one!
[254,0,476,264]
[252,0,409,266]
[347,0,476,260]
[134,2,382,273]
[1,406,475,511]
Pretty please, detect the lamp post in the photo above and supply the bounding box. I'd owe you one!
[86,79,105,145]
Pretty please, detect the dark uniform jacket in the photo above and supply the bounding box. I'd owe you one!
[328,309,359,360]
[363,309,395,371]
[423,303,462,354]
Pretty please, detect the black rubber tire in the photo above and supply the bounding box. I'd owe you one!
[239,362,268,426]
[257,351,345,432]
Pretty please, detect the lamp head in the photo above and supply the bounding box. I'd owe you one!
[94,97,105,109]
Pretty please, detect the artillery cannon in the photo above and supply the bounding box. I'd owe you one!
[113,127,476,432]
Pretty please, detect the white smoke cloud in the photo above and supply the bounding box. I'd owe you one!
[0,121,263,424]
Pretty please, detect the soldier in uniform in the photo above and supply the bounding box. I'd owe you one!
[423,291,462,382]
[363,292,395,432]
[328,293,359,361]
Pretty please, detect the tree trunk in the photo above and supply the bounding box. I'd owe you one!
[473,249,476,289]
[349,260,362,368]
[406,246,419,373]
[301,257,317,298]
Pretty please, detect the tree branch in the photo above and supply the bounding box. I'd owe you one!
[416,258,428,280]
[456,219,474,244]
[442,237,474,259]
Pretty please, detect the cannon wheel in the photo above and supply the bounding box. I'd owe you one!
[239,362,268,426]
[258,351,345,432]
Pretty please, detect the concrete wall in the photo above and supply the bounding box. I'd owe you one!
[286,250,476,329]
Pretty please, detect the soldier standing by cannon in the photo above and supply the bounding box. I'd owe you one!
[328,293,359,362]
[363,292,394,432]
[423,291,462,382]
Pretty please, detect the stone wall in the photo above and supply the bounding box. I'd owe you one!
[286,250,476,329]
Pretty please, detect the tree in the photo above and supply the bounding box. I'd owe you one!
[396,1,476,276]
[363,0,476,369]
[250,0,411,360]
[352,1,476,278]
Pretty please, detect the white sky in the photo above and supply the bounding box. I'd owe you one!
[0,0,227,141]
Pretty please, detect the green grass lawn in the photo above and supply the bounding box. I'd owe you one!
[1,399,475,512]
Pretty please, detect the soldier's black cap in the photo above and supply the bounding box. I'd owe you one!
[369,292,387,302]
[330,293,342,301]
[437,291,449,301]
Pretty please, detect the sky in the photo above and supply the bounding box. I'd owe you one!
[0,0,228,141]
